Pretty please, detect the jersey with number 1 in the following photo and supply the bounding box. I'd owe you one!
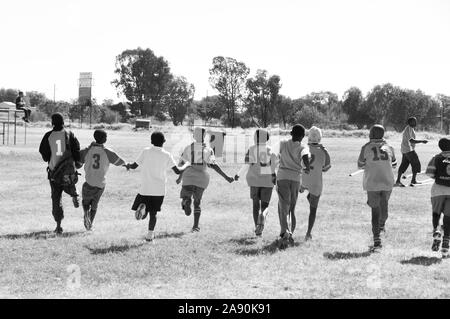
[80,143,125,189]
[358,139,397,191]
[48,130,68,170]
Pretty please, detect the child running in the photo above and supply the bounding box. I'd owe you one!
[234,129,277,237]
[177,127,234,232]
[126,131,189,241]
[425,137,450,258]
[357,124,397,252]
[300,126,331,241]
[276,124,310,249]
[79,129,126,231]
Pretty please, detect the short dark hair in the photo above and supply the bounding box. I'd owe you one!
[94,129,107,144]
[291,124,305,138]
[407,117,417,125]
[439,138,450,152]
[151,131,166,146]
[51,113,64,128]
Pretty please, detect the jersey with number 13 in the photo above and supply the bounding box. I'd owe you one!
[358,139,397,191]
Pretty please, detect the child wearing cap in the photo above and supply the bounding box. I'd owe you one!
[425,138,450,258]
[177,127,234,232]
[357,124,397,252]
[234,129,278,237]
[300,126,331,241]
[276,124,310,248]
[125,131,189,241]
[79,129,126,231]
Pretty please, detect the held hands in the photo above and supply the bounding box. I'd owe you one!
[271,173,276,185]
[422,140,429,144]
[226,175,234,183]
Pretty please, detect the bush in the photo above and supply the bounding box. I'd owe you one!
[240,118,253,129]
[100,108,121,124]
[154,112,167,122]
[291,106,324,128]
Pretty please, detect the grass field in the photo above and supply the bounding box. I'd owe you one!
[1,125,449,299]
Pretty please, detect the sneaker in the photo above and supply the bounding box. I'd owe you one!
[54,226,63,235]
[135,203,146,220]
[72,196,80,208]
[370,239,382,253]
[288,235,295,246]
[305,233,312,241]
[432,231,442,252]
[278,232,290,250]
[191,227,200,232]
[394,182,405,187]
[182,199,191,216]
[145,231,154,242]
[255,224,264,237]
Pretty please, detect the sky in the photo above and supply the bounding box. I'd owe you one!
[2,0,450,103]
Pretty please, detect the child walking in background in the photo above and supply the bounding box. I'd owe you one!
[234,129,278,237]
[425,138,450,258]
[79,129,126,231]
[276,124,310,249]
[357,125,397,252]
[126,131,189,242]
[300,126,331,241]
[177,127,234,232]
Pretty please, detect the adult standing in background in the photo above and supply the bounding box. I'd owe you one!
[15,91,31,123]
[395,117,428,187]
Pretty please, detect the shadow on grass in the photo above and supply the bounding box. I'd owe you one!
[155,232,185,240]
[235,240,301,256]
[400,256,442,266]
[324,251,372,260]
[86,243,145,255]
[0,230,85,240]
[229,237,258,246]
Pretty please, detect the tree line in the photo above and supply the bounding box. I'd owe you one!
[2,47,450,132]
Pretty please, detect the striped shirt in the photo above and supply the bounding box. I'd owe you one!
[80,143,125,189]
[358,139,397,191]
[426,151,450,197]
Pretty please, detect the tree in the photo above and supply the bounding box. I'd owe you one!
[163,76,195,126]
[112,47,172,116]
[291,105,324,128]
[245,70,281,127]
[194,95,222,124]
[274,95,294,128]
[26,91,48,107]
[209,56,250,128]
[342,87,371,128]
[365,83,396,125]
[0,88,19,103]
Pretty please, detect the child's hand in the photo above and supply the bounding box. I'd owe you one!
[299,185,306,193]
[176,176,182,184]
[234,174,239,181]
[271,174,276,185]
[123,164,130,171]
[226,176,234,183]
[303,168,310,174]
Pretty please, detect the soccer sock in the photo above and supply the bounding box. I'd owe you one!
[307,206,317,235]
[371,207,381,243]
[148,212,157,231]
[443,215,450,239]
[193,212,201,229]
[433,212,441,231]
[252,199,260,226]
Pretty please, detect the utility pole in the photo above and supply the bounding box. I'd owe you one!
[53,84,56,103]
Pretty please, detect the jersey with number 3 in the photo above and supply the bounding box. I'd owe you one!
[358,139,397,191]
[80,143,125,189]
[48,130,68,170]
